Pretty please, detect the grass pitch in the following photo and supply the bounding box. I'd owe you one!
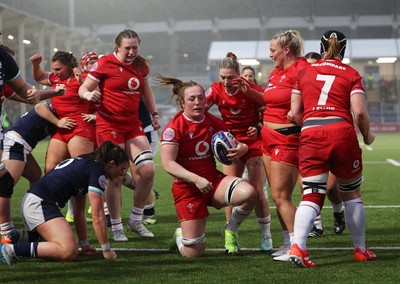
[2,133,400,283]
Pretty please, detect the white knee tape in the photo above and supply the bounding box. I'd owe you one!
[181,234,205,246]
[133,150,154,169]
[224,178,243,204]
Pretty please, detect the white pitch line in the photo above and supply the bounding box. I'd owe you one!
[106,246,400,252]
[387,158,400,167]
[365,145,373,151]
[268,205,400,209]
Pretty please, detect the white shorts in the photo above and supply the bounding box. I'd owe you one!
[21,193,63,231]
[2,131,32,162]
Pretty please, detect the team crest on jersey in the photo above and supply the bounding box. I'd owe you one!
[187,203,194,212]
[110,130,117,139]
[98,175,108,189]
[163,128,175,141]
[279,74,286,83]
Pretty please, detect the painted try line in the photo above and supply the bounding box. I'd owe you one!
[387,158,400,166]
[39,160,399,167]
[268,205,400,209]
[105,246,400,252]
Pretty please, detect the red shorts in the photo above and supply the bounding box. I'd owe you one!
[173,172,225,222]
[240,138,262,162]
[261,126,299,166]
[96,119,145,145]
[52,123,96,144]
[299,121,362,179]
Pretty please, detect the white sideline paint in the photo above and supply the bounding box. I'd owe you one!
[268,205,400,209]
[104,246,399,252]
[387,159,400,167]
[93,205,400,253]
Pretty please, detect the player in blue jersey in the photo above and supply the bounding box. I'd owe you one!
[0,141,130,265]
[0,46,65,245]
[0,103,75,244]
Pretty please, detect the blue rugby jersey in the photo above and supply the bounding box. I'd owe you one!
[28,157,107,208]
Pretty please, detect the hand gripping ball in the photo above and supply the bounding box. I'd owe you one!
[211,131,237,165]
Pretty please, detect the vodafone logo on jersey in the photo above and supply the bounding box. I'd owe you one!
[128,77,140,91]
[195,141,210,156]
[229,108,241,115]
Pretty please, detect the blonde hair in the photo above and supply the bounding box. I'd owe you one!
[272,29,304,58]
[154,73,204,107]
[219,52,240,74]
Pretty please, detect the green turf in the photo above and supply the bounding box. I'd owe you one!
[3,133,400,283]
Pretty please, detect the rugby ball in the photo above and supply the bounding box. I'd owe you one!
[211,131,237,165]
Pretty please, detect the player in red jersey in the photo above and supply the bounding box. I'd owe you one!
[30,51,96,173]
[257,30,310,261]
[79,30,160,239]
[241,66,259,85]
[288,30,376,268]
[79,51,99,123]
[296,52,346,239]
[157,74,256,257]
[31,51,97,230]
[206,53,273,252]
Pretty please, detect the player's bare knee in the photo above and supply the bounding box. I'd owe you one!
[138,163,155,182]
[60,243,79,261]
[181,234,206,257]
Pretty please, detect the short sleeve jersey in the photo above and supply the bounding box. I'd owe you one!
[292,59,363,123]
[10,107,56,148]
[28,157,107,208]
[206,81,263,142]
[88,53,149,125]
[48,73,91,126]
[263,57,309,123]
[161,110,227,185]
[0,48,21,114]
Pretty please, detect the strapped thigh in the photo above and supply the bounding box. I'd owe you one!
[224,178,244,205]
[302,173,328,195]
[339,176,364,192]
[132,150,154,169]
[301,173,328,209]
